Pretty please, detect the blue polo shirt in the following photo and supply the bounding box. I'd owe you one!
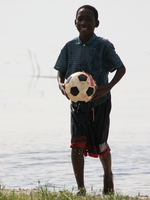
[54,34,123,110]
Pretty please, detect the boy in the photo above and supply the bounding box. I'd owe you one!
[54,5,126,195]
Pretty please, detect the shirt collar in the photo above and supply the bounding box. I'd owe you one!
[76,33,97,45]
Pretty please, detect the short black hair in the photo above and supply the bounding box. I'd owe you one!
[76,5,99,21]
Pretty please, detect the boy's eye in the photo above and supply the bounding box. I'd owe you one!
[77,18,82,22]
[77,18,93,23]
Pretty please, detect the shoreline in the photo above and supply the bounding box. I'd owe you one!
[0,188,149,199]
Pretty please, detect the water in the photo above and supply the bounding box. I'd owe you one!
[0,0,150,196]
[0,62,150,196]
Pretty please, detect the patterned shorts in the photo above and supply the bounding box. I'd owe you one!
[70,98,111,158]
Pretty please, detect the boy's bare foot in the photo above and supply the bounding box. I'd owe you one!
[76,188,86,196]
[103,173,114,195]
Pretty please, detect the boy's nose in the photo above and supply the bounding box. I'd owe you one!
[81,19,87,26]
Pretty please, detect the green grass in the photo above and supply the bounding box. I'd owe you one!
[0,184,149,200]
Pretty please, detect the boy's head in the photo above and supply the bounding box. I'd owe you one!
[76,5,99,21]
[75,5,99,43]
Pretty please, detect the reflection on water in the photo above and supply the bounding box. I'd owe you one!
[0,67,150,196]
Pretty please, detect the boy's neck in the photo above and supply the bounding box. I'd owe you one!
[79,33,94,44]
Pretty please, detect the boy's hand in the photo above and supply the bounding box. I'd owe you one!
[58,83,70,100]
[57,71,69,99]
[90,85,111,101]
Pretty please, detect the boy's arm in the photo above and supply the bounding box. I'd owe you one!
[57,71,69,99]
[107,64,126,90]
[92,64,126,100]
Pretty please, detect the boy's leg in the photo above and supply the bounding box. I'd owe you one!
[71,147,85,190]
[99,152,114,194]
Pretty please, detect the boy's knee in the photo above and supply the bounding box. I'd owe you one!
[99,142,110,158]
[72,147,84,155]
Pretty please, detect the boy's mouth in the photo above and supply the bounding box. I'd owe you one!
[81,28,88,31]
[80,28,88,33]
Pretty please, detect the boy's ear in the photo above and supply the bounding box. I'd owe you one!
[95,20,100,28]
[74,19,77,26]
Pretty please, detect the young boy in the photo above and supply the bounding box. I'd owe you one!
[54,5,126,195]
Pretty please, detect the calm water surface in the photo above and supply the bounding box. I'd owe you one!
[0,67,150,196]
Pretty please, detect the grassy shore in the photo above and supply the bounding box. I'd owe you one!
[0,185,149,200]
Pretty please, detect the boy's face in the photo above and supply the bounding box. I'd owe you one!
[75,8,99,42]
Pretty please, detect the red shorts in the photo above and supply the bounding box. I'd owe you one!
[70,98,111,158]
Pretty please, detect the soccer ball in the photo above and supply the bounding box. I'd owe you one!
[65,72,96,102]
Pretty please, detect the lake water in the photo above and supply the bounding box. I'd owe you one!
[0,61,150,196]
[0,0,150,196]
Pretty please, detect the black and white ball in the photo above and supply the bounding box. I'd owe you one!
[65,72,96,102]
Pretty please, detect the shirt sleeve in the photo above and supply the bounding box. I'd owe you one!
[104,41,123,72]
[54,44,68,73]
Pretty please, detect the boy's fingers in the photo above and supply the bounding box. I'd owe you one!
[95,86,100,89]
